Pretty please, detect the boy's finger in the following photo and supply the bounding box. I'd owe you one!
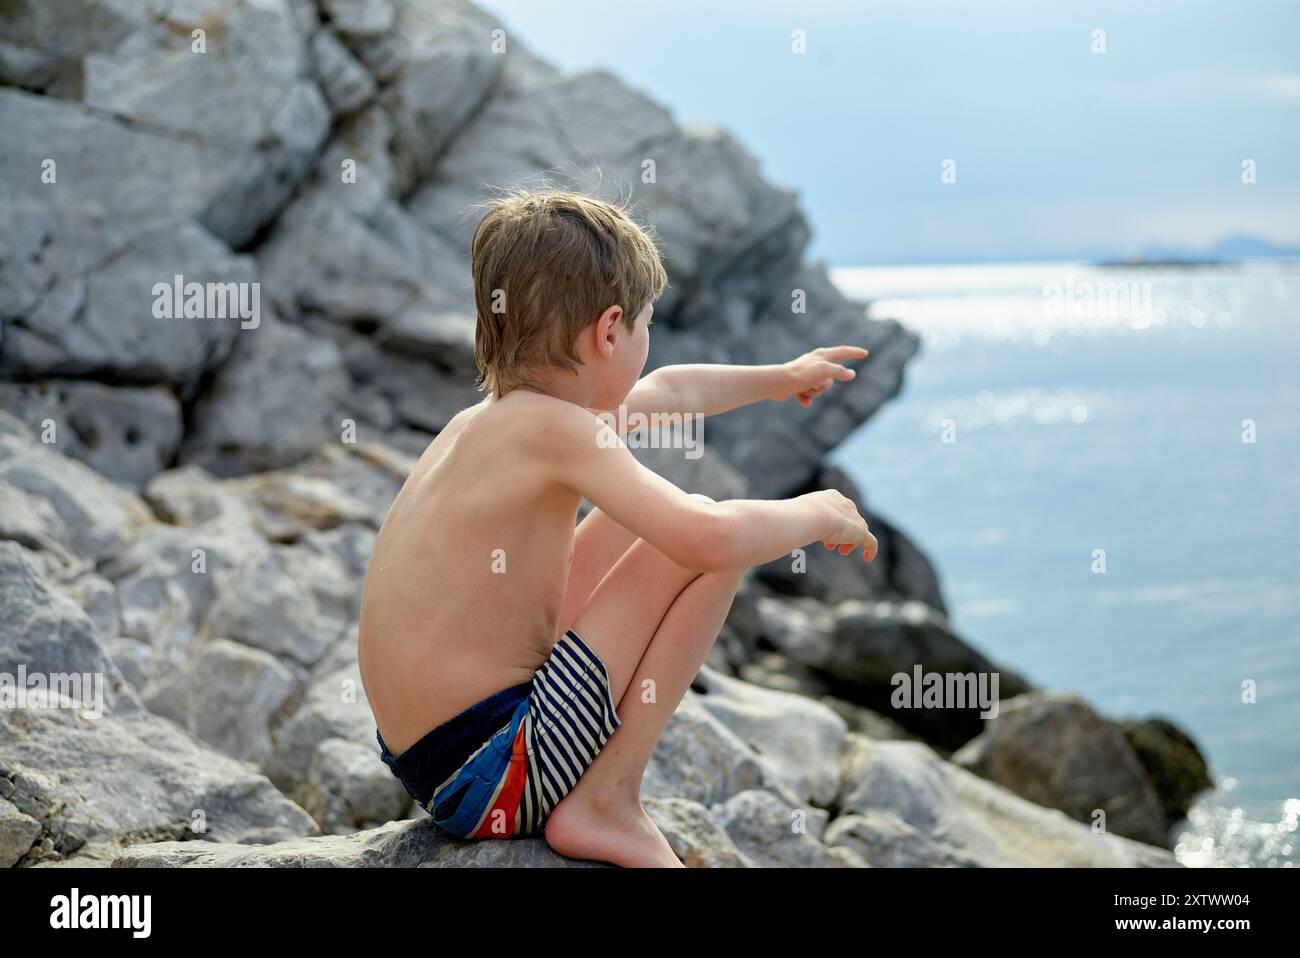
[824,345,869,361]
[822,362,856,382]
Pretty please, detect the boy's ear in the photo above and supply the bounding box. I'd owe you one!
[595,304,624,356]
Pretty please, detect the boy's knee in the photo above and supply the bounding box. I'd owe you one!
[687,493,715,504]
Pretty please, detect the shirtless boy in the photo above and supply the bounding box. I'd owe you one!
[358,188,878,868]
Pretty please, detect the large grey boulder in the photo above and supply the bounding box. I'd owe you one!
[829,735,1177,867]
[951,691,1172,848]
[0,0,327,392]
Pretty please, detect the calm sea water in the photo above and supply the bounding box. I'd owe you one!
[829,260,1300,867]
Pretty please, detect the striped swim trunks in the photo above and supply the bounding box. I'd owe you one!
[376,629,621,839]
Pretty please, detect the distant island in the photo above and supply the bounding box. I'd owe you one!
[1094,233,1300,268]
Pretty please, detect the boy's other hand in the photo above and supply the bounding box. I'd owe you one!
[771,345,870,407]
[811,489,879,561]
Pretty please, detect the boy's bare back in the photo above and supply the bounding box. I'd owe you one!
[358,389,584,755]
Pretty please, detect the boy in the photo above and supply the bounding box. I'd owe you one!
[359,188,878,868]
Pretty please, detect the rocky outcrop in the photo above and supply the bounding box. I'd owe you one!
[0,0,1211,867]
[0,542,319,867]
[951,692,1172,847]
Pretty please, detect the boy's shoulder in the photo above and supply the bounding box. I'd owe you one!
[468,390,611,461]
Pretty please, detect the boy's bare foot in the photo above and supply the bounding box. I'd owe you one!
[544,791,685,868]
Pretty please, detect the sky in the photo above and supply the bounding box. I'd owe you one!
[476,0,1300,266]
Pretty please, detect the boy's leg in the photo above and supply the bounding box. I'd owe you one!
[544,534,746,867]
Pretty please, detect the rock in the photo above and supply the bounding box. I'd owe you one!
[262,635,378,795]
[104,637,154,693]
[712,789,857,867]
[0,479,72,566]
[0,0,136,93]
[308,27,377,116]
[79,0,330,249]
[143,639,298,766]
[1120,717,1214,828]
[368,0,504,194]
[751,595,838,667]
[111,818,608,867]
[822,598,1036,751]
[642,796,754,867]
[408,70,674,253]
[180,318,353,477]
[51,571,119,642]
[951,692,1172,848]
[366,349,482,436]
[300,737,411,833]
[0,89,238,387]
[320,0,395,39]
[0,541,139,714]
[298,523,376,580]
[142,465,257,530]
[263,441,416,530]
[0,86,253,389]
[0,421,154,562]
[226,471,376,542]
[206,543,357,668]
[375,307,477,376]
[0,559,317,863]
[0,380,183,488]
[629,442,750,502]
[689,665,846,808]
[0,795,42,868]
[642,692,804,811]
[830,735,1178,867]
[100,522,253,659]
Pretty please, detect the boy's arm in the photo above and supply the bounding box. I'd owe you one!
[608,345,869,433]
[546,402,876,572]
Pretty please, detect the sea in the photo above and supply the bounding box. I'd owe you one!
[829,259,1300,867]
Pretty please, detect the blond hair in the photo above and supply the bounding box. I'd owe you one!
[468,186,669,396]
